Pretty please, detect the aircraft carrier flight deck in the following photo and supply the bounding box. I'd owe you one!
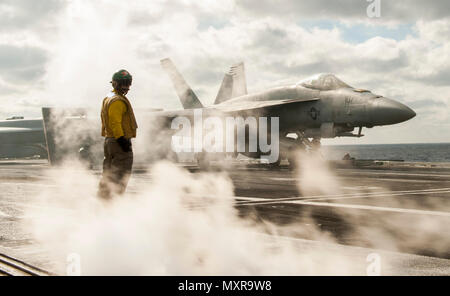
[0,159,449,276]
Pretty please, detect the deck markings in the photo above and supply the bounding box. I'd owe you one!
[286,200,450,217]
[0,210,10,217]
[232,187,450,215]
[234,187,450,205]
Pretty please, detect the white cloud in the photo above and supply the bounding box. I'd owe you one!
[0,45,48,83]
[236,0,450,23]
[416,19,450,43]
[0,0,448,143]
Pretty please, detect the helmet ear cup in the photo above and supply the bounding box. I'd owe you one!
[112,80,131,95]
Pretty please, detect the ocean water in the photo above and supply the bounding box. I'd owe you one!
[321,143,450,163]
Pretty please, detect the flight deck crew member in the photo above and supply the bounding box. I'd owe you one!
[98,69,138,200]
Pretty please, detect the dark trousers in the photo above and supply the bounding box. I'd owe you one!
[98,137,133,199]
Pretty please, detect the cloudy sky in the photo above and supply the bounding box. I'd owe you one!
[1,0,449,144]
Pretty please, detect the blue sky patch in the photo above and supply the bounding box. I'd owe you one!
[299,20,416,43]
[198,18,229,31]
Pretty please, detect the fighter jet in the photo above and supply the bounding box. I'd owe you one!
[160,58,416,165]
[0,117,47,158]
[0,59,416,167]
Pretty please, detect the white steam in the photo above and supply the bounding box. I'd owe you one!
[294,151,450,258]
[25,157,381,276]
[22,142,450,276]
[295,151,342,196]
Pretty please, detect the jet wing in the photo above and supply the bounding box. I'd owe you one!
[0,127,45,145]
[0,127,40,133]
[211,97,319,113]
[150,109,202,118]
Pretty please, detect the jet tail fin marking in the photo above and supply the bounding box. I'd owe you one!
[160,58,203,109]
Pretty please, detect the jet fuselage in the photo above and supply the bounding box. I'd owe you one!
[216,83,416,139]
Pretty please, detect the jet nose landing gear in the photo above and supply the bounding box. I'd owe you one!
[280,133,322,170]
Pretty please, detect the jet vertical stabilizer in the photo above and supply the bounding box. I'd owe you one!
[160,58,203,109]
[230,62,247,98]
[214,73,233,104]
[214,62,248,104]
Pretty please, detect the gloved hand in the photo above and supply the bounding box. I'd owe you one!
[117,136,131,152]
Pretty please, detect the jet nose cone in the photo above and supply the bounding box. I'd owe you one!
[371,98,416,126]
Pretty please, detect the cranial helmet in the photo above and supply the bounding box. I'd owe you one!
[111,69,132,85]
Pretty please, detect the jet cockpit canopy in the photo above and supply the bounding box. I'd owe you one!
[298,73,352,91]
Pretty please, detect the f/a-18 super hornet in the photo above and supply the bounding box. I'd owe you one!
[159,58,416,166]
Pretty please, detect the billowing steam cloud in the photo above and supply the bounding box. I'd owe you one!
[295,152,450,259]
[22,145,450,275]
[22,157,373,275]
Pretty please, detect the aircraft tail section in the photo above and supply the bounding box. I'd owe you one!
[230,62,248,98]
[160,58,203,109]
[214,73,233,104]
[214,62,247,104]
